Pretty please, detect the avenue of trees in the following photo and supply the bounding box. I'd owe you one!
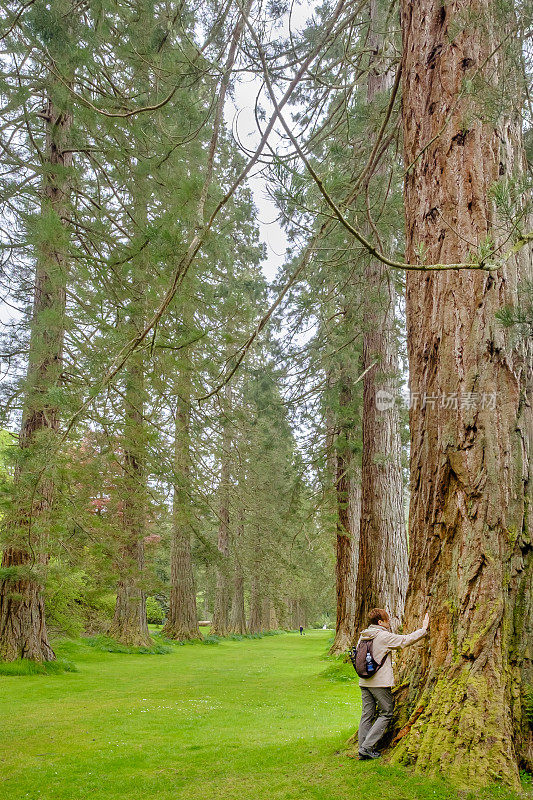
[0,0,531,791]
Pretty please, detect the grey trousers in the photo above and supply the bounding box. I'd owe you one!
[358,686,394,753]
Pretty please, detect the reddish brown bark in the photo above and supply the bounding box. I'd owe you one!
[163,365,201,641]
[108,539,150,648]
[109,183,151,647]
[248,570,262,633]
[329,352,362,655]
[267,599,279,631]
[228,509,246,635]
[289,598,298,630]
[330,425,360,654]
[0,93,72,662]
[388,0,532,788]
[108,345,151,648]
[212,384,233,636]
[355,0,408,632]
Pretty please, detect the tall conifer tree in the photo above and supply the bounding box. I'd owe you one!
[390,0,532,785]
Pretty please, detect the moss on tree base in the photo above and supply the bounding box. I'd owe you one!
[161,624,202,642]
[388,668,521,791]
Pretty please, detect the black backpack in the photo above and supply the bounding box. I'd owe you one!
[349,638,388,678]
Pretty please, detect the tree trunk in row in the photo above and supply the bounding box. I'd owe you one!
[354,0,408,633]
[0,87,72,662]
[289,597,307,630]
[330,375,361,655]
[108,338,151,648]
[248,569,262,634]
[388,0,532,788]
[260,597,279,631]
[228,509,247,635]
[268,601,280,631]
[163,356,201,641]
[211,383,233,636]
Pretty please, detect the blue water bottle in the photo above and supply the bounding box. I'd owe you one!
[365,652,375,674]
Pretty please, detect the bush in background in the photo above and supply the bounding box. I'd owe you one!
[45,560,117,637]
[146,596,164,625]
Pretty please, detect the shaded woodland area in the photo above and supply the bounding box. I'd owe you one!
[0,0,532,792]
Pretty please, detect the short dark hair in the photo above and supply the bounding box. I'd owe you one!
[367,608,389,626]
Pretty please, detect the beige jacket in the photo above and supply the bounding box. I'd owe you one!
[356,624,428,688]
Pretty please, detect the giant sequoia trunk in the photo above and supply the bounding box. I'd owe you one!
[388,0,532,787]
[108,344,151,647]
[109,191,151,647]
[211,384,232,636]
[0,91,72,662]
[228,557,246,634]
[330,427,360,653]
[163,365,201,641]
[248,566,263,633]
[330,374,361,655]
[228,508,247,635]
[355,0,408,632]
[264,599,279,631]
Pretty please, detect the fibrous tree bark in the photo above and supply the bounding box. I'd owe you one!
[228,556,246,634]
[289,598,298,630]
[211,383,232,636]
[268,600,280,631]
[108,337,151,647]
[108,186,151,646]
[0,79,72,662]
[248,567,262,633]
[261,597,271,630]
[354,0,408,632]
[203,564,214,619]
[388,0,532,788]
[260,597,279,631]
[330,372,361,655]
[163,349,201,641]
[228,507,246,635]
[278,599,290,630]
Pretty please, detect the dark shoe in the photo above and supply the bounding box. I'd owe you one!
[367,750,382,759]
[357,752,370,760]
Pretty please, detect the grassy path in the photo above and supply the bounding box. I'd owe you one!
[0,630,528,800]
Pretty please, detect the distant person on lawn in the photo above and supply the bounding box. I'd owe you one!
[299,625,304,635]
[355,607,429,760]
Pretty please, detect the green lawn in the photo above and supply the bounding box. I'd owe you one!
[0,630,529,800]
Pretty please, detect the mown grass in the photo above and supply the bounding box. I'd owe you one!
[0,657,77,676]
[0,630,530,800]
[83,634,173,655]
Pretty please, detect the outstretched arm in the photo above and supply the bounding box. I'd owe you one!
[380,613,429,650]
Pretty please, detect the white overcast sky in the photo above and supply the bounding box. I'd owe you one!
[226,0,313,281]
[0,1,312,334]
